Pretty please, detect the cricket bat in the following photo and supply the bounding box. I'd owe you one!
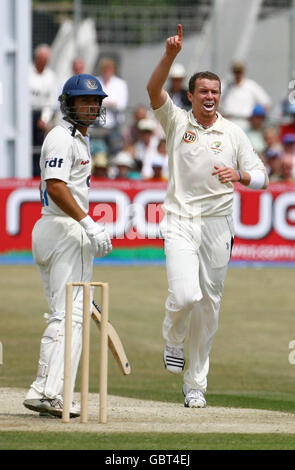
[91,301,131,375]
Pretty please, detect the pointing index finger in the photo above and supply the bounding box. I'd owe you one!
[178,24,183,39]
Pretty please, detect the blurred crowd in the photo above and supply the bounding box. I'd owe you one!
[30,44,295,183]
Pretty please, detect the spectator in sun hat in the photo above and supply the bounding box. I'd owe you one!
[110,150,137,179]
[134,118,159,177]
[148,154,167,181]
[220,61,272,131]
[168,63,191,110]
[92,152,109,178]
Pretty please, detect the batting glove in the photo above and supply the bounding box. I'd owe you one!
[80,215,112,258]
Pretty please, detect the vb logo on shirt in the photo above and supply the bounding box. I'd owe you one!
[45,158,64,168]
[183,131,196,143]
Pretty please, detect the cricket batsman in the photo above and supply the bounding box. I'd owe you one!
[147,25,269,408]
[23,74,112,418]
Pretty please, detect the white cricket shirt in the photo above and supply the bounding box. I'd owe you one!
[98,75,128,129]
[153,95,267,217]
[30,64,57,123]
[40,120,92,216]
[220,77,272,119]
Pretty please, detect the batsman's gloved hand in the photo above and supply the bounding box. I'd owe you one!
[79,215,112,258]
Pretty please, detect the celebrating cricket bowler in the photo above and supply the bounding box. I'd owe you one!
[23,74,112,418]
[147,25,269,408]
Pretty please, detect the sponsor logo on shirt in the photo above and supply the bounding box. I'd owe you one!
[183,131,196,143]
[81,160,90,165]
[44,157,64,168]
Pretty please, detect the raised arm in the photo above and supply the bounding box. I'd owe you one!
[147,24,183,110]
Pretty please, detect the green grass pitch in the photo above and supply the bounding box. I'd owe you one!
[1,265,295,450]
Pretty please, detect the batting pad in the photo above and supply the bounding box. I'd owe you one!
[44,319,82,399]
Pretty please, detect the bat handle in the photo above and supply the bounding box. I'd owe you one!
[92,300,101,313]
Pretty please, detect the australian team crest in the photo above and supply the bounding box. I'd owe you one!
[210,141,223,153]
[86,79,98,90]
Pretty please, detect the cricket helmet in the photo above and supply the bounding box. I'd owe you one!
[58,73,108,127]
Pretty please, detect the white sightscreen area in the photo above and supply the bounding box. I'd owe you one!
[0,0,31,178]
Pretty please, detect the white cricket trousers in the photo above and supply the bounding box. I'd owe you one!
[32,215,93,321]
[29,215,93,399]
[160,213,234,392]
